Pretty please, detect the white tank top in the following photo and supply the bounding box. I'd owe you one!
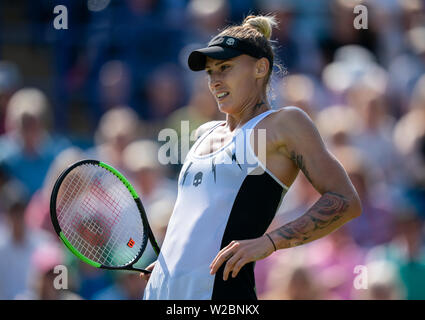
[144,109,289,300]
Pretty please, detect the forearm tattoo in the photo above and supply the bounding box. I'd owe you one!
[275,192,349,247]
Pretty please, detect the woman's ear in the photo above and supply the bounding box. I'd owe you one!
[255,58,269,79]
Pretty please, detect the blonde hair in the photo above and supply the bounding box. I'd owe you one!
[242,15,277,40]
[214,14,279,92]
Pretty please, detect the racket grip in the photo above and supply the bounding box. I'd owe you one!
[125,265,152,273]
[138,268,152,274]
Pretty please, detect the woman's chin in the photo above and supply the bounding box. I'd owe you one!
[217,102,234,114]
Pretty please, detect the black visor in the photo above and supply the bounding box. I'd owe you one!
[188,36,273,71]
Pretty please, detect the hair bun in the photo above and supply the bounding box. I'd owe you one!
[242,15,277,40]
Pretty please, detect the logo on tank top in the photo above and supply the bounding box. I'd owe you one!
[193,172,203,187]
[225,38,235,46]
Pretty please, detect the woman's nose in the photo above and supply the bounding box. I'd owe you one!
[209,74,222,89]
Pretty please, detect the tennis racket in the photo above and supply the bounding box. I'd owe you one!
[50,159,160,273]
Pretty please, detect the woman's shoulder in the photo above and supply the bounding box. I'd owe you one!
[266,106,312,128]
[273,106,310,120]
[262,106,318,143]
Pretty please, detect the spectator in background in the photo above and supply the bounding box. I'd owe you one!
[366,0,405,68]
[166,73,221,139]
[0,61,21,135]
[387,25,425,116]
[351,260,405,300]
[24,147,84,236]
[73,261,114,300]
[333,146,396,248]
[364,200,425,299]
[346,77,403,185]
[147,198,175,247]
[0,88,71,196]
[86,106,142,171]
[103,0,186,104]
[257,0,307,73]
[0,165,13,228]
[318,0,378,66]
[185,0,230,45]
[142,64,186,137]
[0,180,51,299]
[321,45,387,109]
[259,251,332,300]
[398,0,424,31]
[394,208,425,300]
[15,243,81,300]
[122,139,177,214]
[315,104,362,148]
[98,60,133,113]
[385,0,425,116]
[93,271,147,300]
[277,73,318,119]
[298,224,366,300]
[123,0,185,67]
[393,74,425,187]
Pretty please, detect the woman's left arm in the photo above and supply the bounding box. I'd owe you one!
[210,107,362,281]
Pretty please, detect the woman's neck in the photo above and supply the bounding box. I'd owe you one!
[225,98,271,132]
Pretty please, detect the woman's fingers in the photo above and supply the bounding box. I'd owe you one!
[209,248,235,275]
[231,257,248,279]
[139,272,150,281]
[139,271,150,281]
[222,250,244,281]
[210,236,275,281]
[210,241,239,274]
[140,261,156,281]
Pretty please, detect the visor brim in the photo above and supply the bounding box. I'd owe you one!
[188,46,243,71]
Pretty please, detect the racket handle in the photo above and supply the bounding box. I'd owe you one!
[123,266,152,273]
[139,269,152,274]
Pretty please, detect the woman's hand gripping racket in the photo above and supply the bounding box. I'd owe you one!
[50,159,160,273]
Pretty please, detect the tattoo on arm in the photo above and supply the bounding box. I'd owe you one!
[290,151,313,184]
[254,101,265,109]
[274,192,349,248]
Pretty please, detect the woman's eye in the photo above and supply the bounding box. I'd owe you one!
[220,65,229,71]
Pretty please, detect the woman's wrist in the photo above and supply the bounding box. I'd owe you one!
[264,233,277,252]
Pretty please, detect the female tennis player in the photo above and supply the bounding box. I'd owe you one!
[141,15,362,300]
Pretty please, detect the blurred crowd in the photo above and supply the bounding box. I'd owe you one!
[0,0,425,300]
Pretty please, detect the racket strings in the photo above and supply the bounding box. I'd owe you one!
[58,169,91,222]
[57,164,146,267]
[67,168,140,265]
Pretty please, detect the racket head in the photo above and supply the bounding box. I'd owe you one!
[50,159,149,271]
